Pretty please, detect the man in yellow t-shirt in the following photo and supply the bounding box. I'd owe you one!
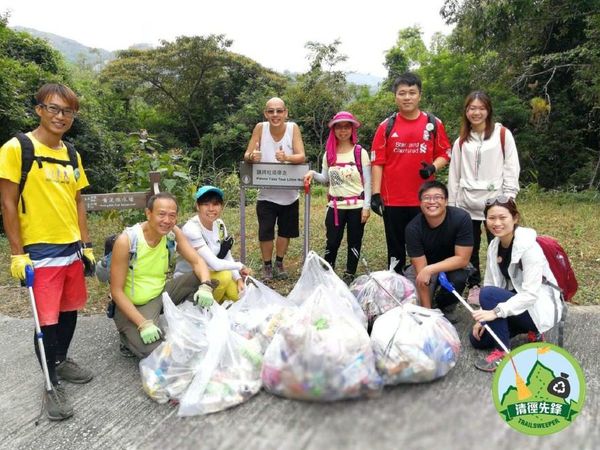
[0,83,95,421]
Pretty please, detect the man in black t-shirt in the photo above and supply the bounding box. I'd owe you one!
[405,181,473,317]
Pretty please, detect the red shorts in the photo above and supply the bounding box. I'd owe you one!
[32,260,87,326]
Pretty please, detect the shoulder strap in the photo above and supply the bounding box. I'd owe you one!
[15,133,35,214]
[216,219,227,240]
[500,126,506,159]
[353,145,364,183]
[426,112,438,140]
[385,112,397,139]
[63,141,79,170]
[124,224,140,267]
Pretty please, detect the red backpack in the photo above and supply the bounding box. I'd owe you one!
[536,235,578,302]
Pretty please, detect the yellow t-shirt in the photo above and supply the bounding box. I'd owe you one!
[124,224,169,305]
[0,133,89,246]
[323,147,371,209]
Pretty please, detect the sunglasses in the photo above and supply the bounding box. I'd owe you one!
[485,194,514,206]
[265,108,286,115]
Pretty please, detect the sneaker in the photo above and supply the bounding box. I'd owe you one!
[342,272,355,285]
[274,262,288,280]
[474,349,507,372]
[119,343,136,358]
[262,264,273,281]
[44,384,74,421]
[527,331,545,342]
[56,358,93,384]
[467,286,481,306]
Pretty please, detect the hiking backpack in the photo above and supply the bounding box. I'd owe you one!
[326,145,366,226]
[385,111,438,141]
[536,235,578,302]
[15,133,79,213]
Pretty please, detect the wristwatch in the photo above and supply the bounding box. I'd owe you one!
[493,306,503,318]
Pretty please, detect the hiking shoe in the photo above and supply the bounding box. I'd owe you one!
[274,262,288,280]
[56,358,93,384]
[527,331,545,343]
[467,286,481,306]
[44,384,74,421]
[119,343,136,358]
[342,272,355,285]
[474,349,507,372]
[262,264,274,281]
[440,304,460,324]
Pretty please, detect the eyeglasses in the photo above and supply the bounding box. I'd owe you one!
[265,108,286,115]
[421,194,446,202]
[485,195,514,206]
[39,103,76,118]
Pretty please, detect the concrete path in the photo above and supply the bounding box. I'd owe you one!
[0,305,598,450]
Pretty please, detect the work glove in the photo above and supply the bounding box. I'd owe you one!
[419,161,436,179]
[11,254,33,280]
[138,320,161,344]
[370,193,385,217]
[82,246,96,277]
[193,283,215,308]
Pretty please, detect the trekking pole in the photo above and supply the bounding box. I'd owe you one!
[437,272,509,353]
[25,266,54,425]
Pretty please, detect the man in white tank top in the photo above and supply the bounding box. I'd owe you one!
[244,97,305,280]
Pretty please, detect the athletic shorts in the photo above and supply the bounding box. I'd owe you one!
[256,199,300,241]
[33,259,87,326]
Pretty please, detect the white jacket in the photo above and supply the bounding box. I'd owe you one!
[448,123,520,220]
[484,227,563,333]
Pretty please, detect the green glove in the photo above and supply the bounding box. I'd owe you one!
[193,283,214,308]
[11,254,33,280]
[138,320,161,344]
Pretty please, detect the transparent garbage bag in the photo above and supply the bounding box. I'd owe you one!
[228,276,297,353]
[178,303,263,416]
[262,285,382,401]
[139,293,210,403]
[287,251,366,327]
[349,261,417,331]
[370,304,461,384]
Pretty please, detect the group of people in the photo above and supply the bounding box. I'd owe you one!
[0,75,563,421]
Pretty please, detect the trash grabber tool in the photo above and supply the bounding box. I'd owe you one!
[25,266,55,424]
[438,272,531,399]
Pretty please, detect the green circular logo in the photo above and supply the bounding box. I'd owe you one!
[492,343,586,435]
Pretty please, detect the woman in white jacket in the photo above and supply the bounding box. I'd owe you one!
[448,91,520,305]
[470,196,563,372]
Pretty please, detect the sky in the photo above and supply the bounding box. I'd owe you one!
[1,0,453,78]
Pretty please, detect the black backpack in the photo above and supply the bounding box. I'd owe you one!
[15,133,79,213]
[385,111,438,141]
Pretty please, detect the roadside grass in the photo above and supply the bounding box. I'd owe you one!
[0,189,598,318]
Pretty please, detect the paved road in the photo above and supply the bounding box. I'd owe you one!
[0,305,598,450]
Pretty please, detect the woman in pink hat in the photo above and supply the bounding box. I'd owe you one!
[304,111,371,284]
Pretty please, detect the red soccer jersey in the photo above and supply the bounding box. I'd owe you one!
[371,111,451,206]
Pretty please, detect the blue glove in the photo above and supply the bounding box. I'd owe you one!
[370,193,385,216]
[193,283,214,308]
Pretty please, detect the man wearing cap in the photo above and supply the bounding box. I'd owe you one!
[370,72,452,274]
[174,185,250,302]
[110,192,215,359]
[244,97,306,280]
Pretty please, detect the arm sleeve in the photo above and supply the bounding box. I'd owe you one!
[224,251,242,280]
[197,245,244,272]
[447,139,461,206]
[501,128,520,198]
[433,119,452,162]
[312,154,329,184]
[361,148,371,208]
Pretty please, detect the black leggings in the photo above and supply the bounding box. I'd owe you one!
[469,219,495,286]
[323,207,365,275]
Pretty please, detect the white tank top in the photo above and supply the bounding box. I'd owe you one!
[257,121,299,205]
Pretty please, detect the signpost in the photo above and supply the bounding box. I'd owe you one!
[82,171,161,212]
[239,161,311,264]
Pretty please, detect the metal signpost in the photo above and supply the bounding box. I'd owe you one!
[239,161,311,264]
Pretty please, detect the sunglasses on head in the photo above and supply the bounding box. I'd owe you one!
[485,194,514,206]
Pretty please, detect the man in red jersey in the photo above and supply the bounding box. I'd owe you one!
[370,72,451,273]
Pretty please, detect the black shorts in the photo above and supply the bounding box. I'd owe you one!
[256,199,300,241]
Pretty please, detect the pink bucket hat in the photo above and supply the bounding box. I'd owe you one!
[327,111,361,128]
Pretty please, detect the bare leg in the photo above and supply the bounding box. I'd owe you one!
[275,236,290,259]
[260,240,274,262]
